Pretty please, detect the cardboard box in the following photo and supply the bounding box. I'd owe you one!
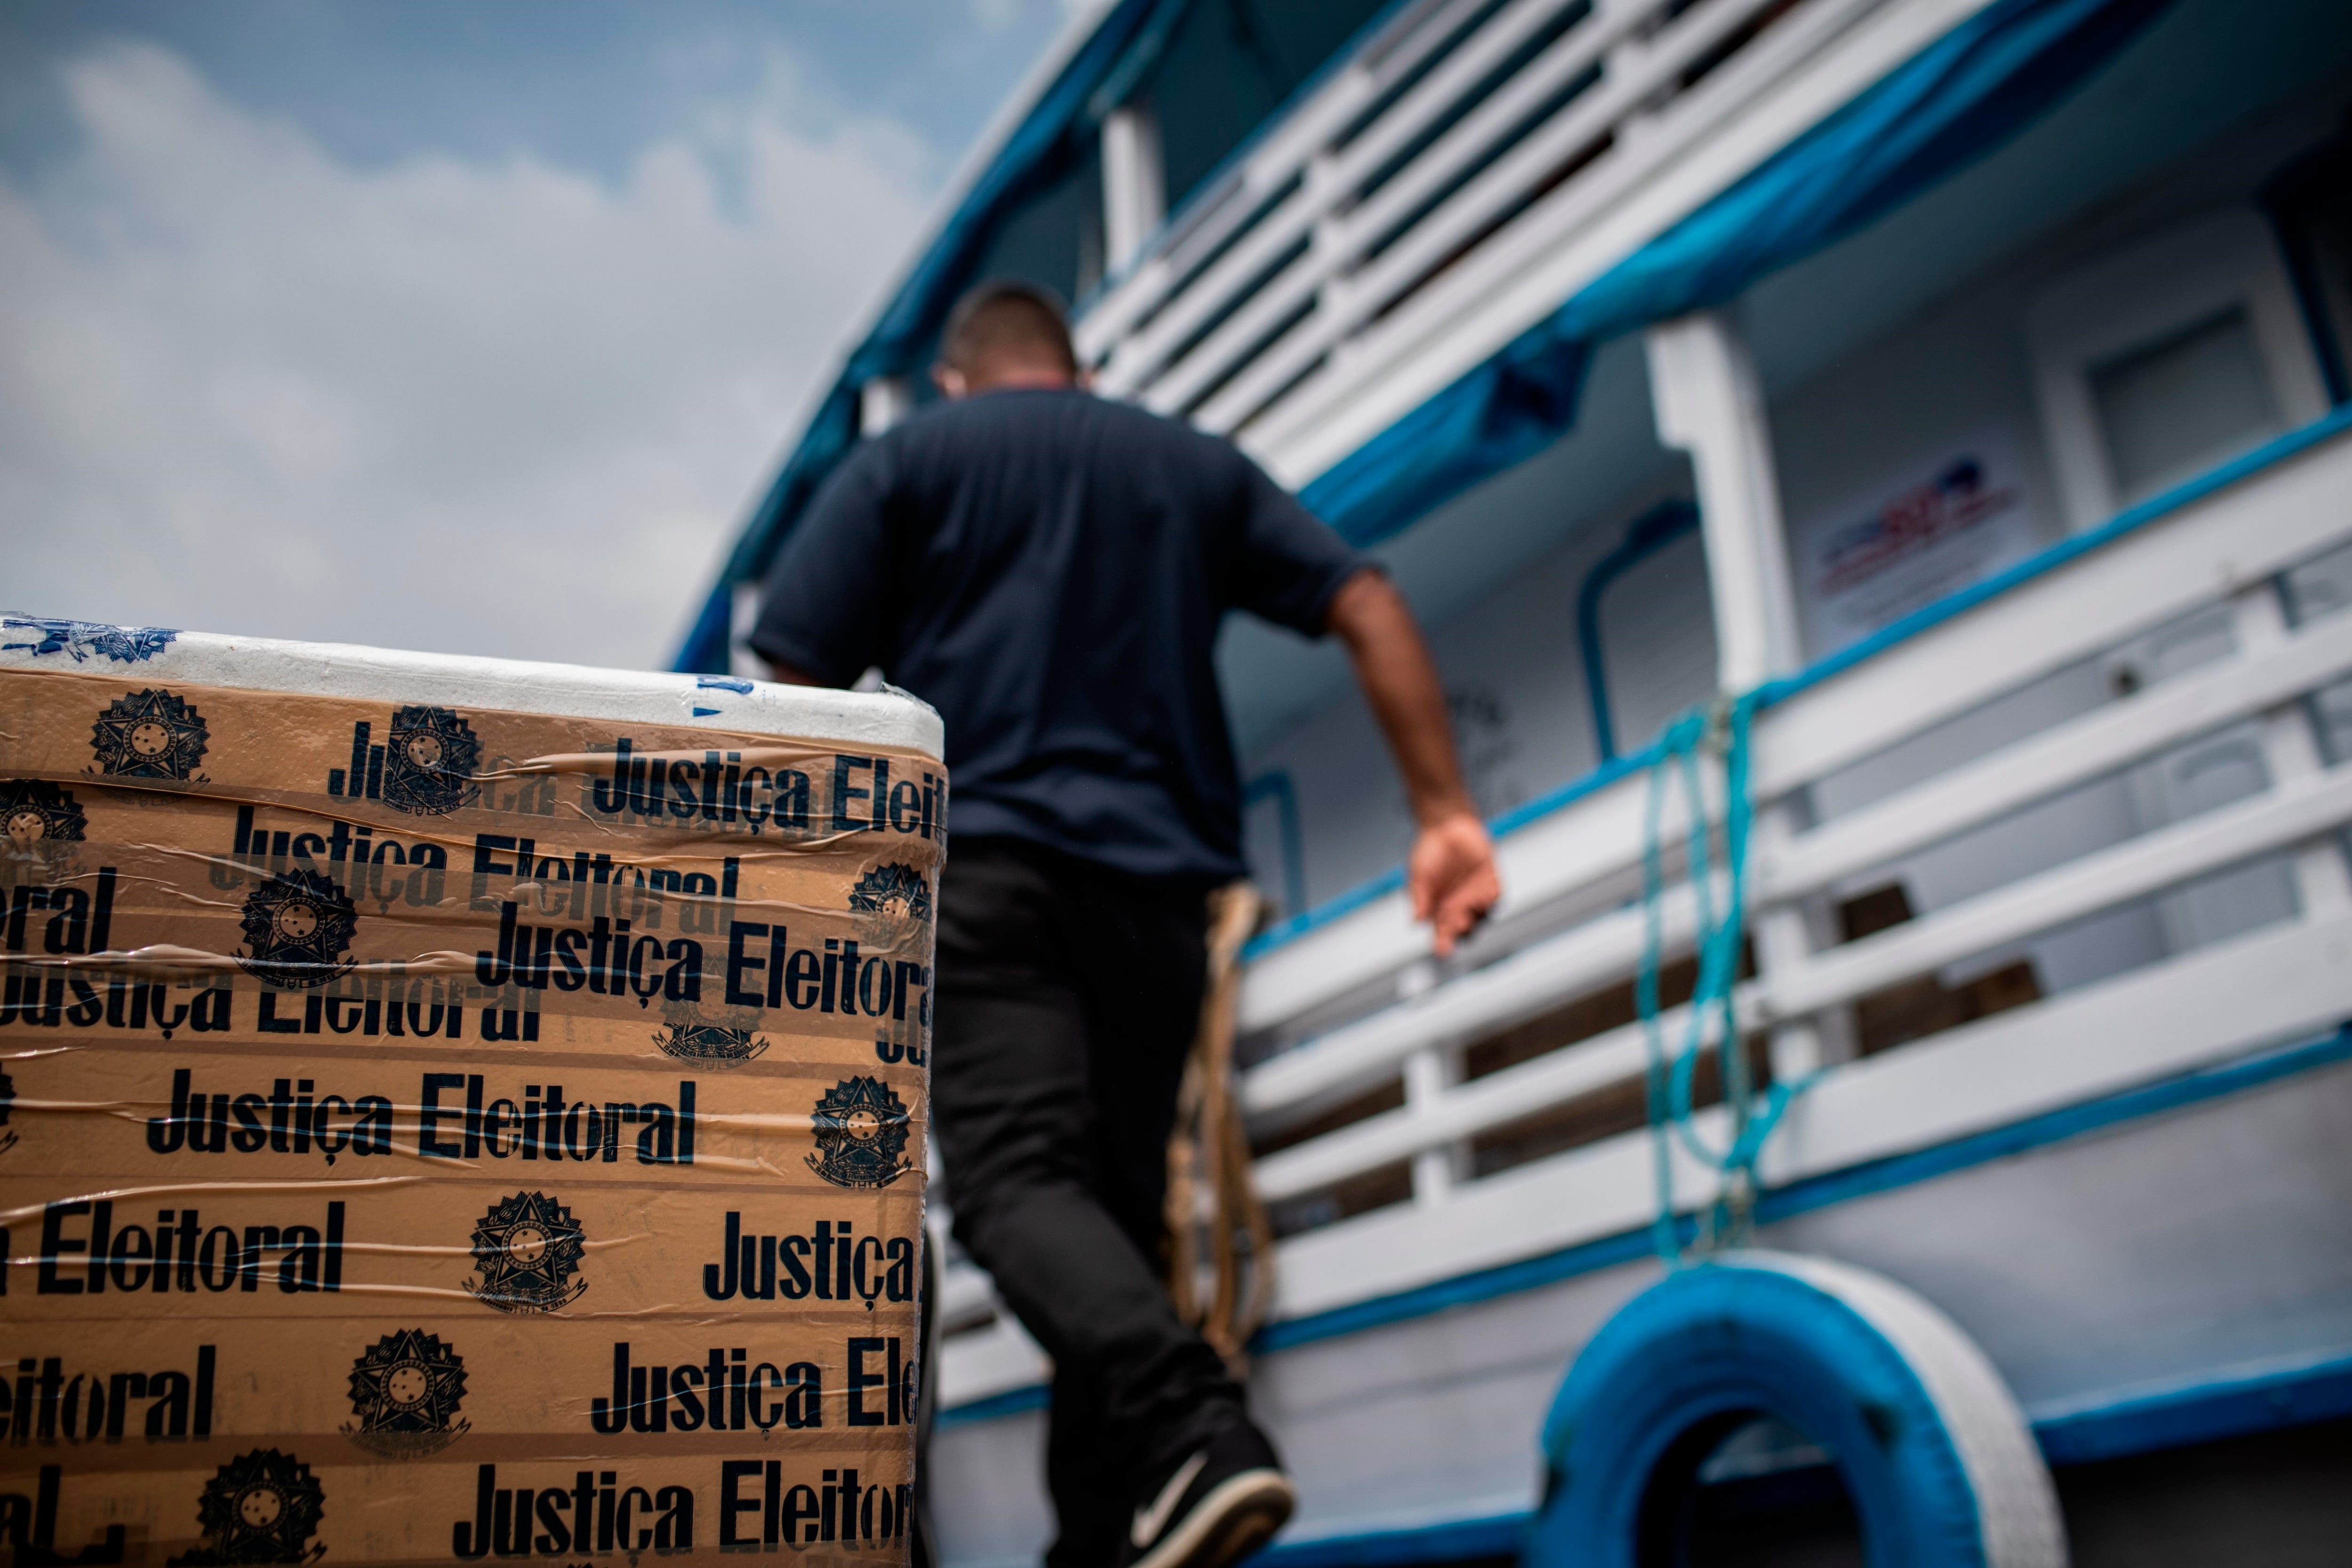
[0,616,943,1566]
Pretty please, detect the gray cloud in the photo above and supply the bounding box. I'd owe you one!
[1,40,932,670]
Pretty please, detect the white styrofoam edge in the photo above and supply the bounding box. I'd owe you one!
[0,613,943,758]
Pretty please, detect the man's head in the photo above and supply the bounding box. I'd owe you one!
[934,280,1080,398]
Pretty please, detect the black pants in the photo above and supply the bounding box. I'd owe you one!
[931,838,1246,1568]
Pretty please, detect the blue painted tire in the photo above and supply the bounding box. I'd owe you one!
[1528,1251,2066,1568]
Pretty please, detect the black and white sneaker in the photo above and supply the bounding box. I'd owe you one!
[1124,1419,1296,1568]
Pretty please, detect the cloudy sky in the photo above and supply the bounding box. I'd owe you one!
[0,0,1080,670]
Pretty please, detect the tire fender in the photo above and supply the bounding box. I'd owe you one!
[1528,1250,2066,1568]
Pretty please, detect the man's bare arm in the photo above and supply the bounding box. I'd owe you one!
[766,661,823,686]
[1325,568,1502,956]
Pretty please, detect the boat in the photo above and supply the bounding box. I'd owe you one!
[675,0,2352,1560]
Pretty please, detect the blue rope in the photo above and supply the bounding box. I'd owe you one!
[1635,691,1805,1264]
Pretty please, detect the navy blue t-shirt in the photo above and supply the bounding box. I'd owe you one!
[747,388,1365,883]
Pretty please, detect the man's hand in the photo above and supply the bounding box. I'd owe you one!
[1410,811,1501,957]
[1326,568,1504,956]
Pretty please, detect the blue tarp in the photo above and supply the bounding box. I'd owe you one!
[1299,0,2177,547]
[677,0,2173,669]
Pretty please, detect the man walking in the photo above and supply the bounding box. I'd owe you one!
[751,281,1501,1568]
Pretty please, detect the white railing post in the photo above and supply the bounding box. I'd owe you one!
[2232,581,2352,914]
[1308,151,1355,377]
[1603,0,1668,150]
[1645,310,1835,1080]
[1404,1044,1463,1208]
[1103,101,1168,275]
[1748,807,1855,1081]
[860,376,912,436]
[729,582,765,681]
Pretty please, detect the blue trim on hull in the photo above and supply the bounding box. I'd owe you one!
[1244,1352,2352,1568]
[1259,1022,2352,1353]
[937,1381,1049,1430]
[936,1023,2352,1419]
[1253,1513,1530,1568]
[2033,1349,2352,1465]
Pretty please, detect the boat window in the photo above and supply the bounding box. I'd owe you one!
[2088,306,2282,504]
[2024,208,2328,529]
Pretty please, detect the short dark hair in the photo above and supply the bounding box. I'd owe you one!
[940,279,1078,377]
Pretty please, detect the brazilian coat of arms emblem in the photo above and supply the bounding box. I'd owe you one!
[236,870,360,990]
[168,1449,326,1565]
[90,688,209,781]
[848,863,932,922]
[0,779,86,846]
[807,1075,915,1190]
[464,1191,588,1313]
[848,862,933,943]
[378,705,479,817]
[650,998,770,1068]
[342,1328,469,1457]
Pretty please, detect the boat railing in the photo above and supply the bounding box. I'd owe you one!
[1072,0,1885,450]
[934,416,2352,1404]
[1231,414,2352,1322]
